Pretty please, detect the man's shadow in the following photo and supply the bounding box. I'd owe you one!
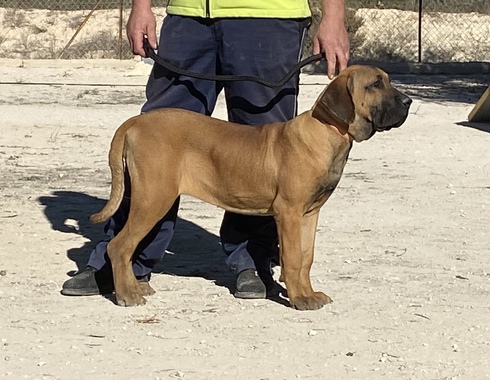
[38,191,287,304]
[38,191,234,290]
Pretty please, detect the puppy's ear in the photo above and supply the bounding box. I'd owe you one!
[312,72,355,126]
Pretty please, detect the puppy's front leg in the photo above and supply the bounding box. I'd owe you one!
[276,211,331,311]
[298,212,332,309]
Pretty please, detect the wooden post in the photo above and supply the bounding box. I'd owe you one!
[468,86,490,122]
[58,0,103,59]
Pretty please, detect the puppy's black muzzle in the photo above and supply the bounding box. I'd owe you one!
[374,92,412,132]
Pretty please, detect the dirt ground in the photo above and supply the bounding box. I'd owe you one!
[0,58,489,380]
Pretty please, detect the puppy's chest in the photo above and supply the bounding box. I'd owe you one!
[308,154,349,207]
[318,166,344,194]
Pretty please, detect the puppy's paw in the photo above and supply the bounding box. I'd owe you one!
[115,291,147,307]
[291,292,332,311]
[139,282,156,296]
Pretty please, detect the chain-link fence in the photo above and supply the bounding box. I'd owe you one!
[0,0,488,62]
[339,0,490,63]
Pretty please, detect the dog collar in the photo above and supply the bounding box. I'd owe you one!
[310,107,352,141]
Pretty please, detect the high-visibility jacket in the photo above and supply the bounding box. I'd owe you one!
[166,0,312,18]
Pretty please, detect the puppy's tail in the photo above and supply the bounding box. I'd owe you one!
[90,118,134,224]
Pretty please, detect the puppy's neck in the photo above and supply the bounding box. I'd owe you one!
[310,105,352,143]
[326,123,353,143]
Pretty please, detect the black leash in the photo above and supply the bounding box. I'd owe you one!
[143,37,325,88]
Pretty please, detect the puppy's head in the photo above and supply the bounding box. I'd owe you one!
[312,65,412,142]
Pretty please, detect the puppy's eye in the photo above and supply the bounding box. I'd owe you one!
[365,79,382,91]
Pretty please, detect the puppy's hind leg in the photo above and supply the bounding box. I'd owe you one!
[108,181,179,307]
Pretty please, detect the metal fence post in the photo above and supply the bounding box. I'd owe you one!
[418,0,422,63]
[118,0,124,60]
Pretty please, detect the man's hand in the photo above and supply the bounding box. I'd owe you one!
[312,0,350,79]
[126,0,157,57]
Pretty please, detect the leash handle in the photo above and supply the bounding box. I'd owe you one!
[142,37,324,88]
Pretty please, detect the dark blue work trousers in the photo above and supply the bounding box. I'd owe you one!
[87,15,310,276]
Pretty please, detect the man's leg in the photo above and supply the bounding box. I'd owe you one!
[217,18,310,298]
[62,15,222,296]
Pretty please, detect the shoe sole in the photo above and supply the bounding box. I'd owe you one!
[234,290,267,299]
[60,288,113,296]
[61,279,149,297]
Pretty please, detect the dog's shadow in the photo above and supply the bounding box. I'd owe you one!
[38,191,288,305]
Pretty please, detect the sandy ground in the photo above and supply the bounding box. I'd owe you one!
[0,58,489,380]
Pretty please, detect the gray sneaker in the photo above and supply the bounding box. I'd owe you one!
[61,267,149,296]
[235,268,275,299]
